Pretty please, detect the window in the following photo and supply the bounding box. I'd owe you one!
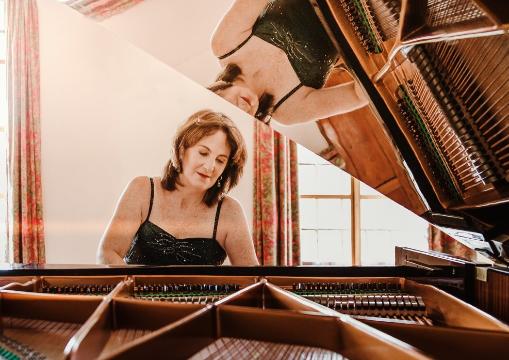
[298,145,352,265]
[298,145,428,265]
[0,0,7,261]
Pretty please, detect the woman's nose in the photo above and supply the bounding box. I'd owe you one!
[203,158,215,172]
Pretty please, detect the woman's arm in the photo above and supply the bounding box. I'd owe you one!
[221,197,259,266]
[211,0,271,57]
[273,80,369,125]
[96,177,149,264]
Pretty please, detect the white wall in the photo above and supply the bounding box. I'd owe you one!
[101,0,233,86]
[38,0,254,264]
[99,0,328,152]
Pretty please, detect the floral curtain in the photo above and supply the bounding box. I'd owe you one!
[253,121,300,266]
[6,0,45,263]
[63,0,144,21]
[428,225,476,261]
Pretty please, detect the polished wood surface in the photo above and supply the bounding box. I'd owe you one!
[1,270,506,359]
[319,68,427,215]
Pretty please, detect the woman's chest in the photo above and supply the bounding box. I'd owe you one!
[149,207,216,239]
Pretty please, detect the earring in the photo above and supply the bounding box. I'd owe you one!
[217,176,223,188]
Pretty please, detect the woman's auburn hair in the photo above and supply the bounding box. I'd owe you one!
[161,109,247,206]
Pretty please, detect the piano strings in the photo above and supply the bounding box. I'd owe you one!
[291,282,433,325]
[1,317,81,360]
[189,337,347,360]
[398,33,509,202]
[325,0,509,206]
[41,284,115,296]
[424,0,486,28]
[132,283,241,304]
[338,0,386,54]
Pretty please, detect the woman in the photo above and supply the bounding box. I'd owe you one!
[209,0,368,125]
[97,110,259,266]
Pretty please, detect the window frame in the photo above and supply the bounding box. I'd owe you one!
[298,146,398,266]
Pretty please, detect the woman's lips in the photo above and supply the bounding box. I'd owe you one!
[197,172,211,180]
[240,96,251,106]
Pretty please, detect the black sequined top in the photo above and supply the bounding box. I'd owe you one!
[218,0,339,110]
[124,178,227,266]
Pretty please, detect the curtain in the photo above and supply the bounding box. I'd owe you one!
[6,0,45,263]
[253,121,300,266]
[63,0,144,20]
[428,225,476,261]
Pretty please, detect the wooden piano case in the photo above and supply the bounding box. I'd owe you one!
[0,266,508,359]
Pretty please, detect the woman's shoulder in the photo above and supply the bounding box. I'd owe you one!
[219,195,246,219]
[127,176,151,191]
[122,176,154,201]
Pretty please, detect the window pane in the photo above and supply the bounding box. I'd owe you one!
[317,199,350,230]
[360,199,428,265]
[362,199,426,230]
[300,230,318,264]
[361,230,395,266]
[297,144,328,165]
[298,164,317,195]
[299,164,350,195]
[299,198,317,229]
[317,230,352,265]
[359,180,381,196]
[315,165,351,195]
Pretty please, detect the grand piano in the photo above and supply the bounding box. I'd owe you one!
[1,0,508,359]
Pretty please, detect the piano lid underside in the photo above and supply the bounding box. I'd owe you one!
[318,0,509,237]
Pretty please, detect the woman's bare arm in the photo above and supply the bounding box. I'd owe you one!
[221,197,259,266]
[211,0,271,57]
[273,80,369,125]
[96,177,149,264]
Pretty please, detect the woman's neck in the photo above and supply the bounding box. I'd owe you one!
[170,185,205,210]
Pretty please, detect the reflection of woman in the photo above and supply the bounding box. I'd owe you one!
[97,110,259,266]
[209,0,368,125]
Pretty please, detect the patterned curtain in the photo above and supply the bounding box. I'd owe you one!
[253,121,300,266]
[6,0,45,263]
[428,225,476,261]
[63,0,144,21]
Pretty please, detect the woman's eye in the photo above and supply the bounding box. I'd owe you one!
[199,152,208,156]
[216,159,225,164]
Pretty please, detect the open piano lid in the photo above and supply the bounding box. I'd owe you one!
[310,0,509,264]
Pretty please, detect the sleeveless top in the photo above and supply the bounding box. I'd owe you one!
[124,178,227,266]
[218,0,339,112]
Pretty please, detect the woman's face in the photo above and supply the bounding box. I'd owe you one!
[180,131,231,192]
[215,83,259,116]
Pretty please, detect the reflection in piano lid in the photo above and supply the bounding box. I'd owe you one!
[315,0,509,261]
